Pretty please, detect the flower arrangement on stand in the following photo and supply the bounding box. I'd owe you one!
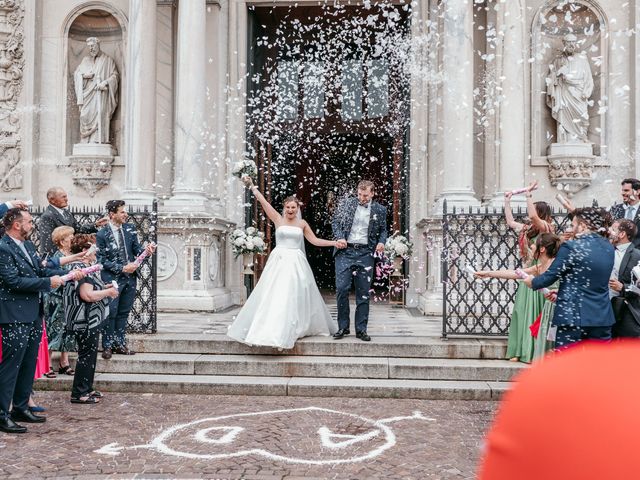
[230,226,266,274]
[231,157,258,180]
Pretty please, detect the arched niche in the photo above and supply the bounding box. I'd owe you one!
[530,0,608,166]
[65,7,125,156]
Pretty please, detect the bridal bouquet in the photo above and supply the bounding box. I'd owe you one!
[231,157,258,180]
[230,226,266,258]
[384,233,413,260]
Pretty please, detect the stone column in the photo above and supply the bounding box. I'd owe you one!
[436,0,479,210]
[166,0,208,210]
[490,0,526,206]
[123,0,157,205]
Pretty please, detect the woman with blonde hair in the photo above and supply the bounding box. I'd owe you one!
[44,226,78,376]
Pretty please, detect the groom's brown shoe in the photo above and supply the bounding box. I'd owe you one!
[333,329,350,339]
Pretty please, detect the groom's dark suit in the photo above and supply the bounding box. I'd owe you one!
[332,197,388,335]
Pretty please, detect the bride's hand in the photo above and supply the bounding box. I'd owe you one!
[241,175,254,188]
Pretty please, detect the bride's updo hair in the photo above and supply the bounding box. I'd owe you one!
[282,196,301,208]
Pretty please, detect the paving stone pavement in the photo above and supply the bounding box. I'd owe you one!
[0,391,497,479]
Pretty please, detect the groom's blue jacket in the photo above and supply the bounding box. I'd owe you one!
[331,197,388,255]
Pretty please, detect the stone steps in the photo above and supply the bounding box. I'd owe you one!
[39,333,515,400]
[80,353,521,382]
[34,374,509,401]
[126,333,508,359]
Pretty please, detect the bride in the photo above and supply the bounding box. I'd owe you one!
[227,176,339,349]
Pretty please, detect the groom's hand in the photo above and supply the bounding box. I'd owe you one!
[336,239,347,249]
[375,243,385,253]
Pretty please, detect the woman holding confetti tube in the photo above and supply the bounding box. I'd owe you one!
[501,182,555,363]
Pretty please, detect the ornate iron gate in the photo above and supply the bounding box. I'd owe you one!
[441,200,572,337]
[30,201,158,334]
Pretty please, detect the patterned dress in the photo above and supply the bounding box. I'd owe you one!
[44,250,77,352]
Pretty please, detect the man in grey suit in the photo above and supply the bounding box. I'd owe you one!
[37,187,107,256]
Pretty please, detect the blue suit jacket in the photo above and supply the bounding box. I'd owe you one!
[0,203,8,217]
[532,233,615,327]
[0,235,63,324]
[96,223,144,283]
[331,197,388,255]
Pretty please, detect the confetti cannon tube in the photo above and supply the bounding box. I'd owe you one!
[61,264,103,282]
[133,242,156,268]
[514,268,550,295]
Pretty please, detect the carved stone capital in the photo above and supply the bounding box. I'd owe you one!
[547,155,595,197]
[69,155,114,197]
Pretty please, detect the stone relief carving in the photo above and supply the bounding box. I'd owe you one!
[208,241,221,285]
[68,156,114,197]
[0,0,24,191]
[157,242,178,281]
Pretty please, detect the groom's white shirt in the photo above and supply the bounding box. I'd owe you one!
[347,200,371,245]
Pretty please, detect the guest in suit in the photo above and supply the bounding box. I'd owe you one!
[609,178,640,248]
[608,219,640,338]
[37,187,107,256]
[526,208,615,349]
[331,180,388,341]
[97,200,155,359]
[0,208,69,434]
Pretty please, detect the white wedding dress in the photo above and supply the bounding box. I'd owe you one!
[227,225,338,349]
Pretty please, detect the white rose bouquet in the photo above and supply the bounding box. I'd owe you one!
[230,226,266,258]
[231,157,258,180]
[384,233,413,260]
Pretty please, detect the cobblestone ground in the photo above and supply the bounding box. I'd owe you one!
[0,392,497,479]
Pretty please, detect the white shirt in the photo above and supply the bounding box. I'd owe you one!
[610,242,632,298]
[347,201,371,245]
[623,203,638,220]
[51,205,68,217]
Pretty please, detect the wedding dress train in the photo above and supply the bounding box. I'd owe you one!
[227,225,337,349]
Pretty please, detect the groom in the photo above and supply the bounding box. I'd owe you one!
[332,180,387,341]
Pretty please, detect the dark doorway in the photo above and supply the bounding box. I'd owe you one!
[246,4,410,289]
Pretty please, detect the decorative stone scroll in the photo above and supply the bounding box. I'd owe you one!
[0,0,24,192]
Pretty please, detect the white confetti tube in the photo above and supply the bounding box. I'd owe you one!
[112,280,119,291]
[61,264,103,282]
[515,268,550,295]
[463,264,476,276]
[555,193,571,209]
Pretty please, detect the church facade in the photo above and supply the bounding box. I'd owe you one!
[2,0,639,313]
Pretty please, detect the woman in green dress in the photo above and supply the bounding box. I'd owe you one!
[44,225,78,375]
[480,185,555,363]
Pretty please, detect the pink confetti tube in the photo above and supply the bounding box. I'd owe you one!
[61,264,103,282]
[510,185,537,195]
[133,242,156,268]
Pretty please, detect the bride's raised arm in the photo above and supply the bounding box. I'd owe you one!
[301,220,337,248]
[242,176,282,227]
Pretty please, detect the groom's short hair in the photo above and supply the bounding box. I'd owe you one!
[357,180,375,192]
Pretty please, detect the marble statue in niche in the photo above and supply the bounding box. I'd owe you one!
[73,37,119,144]
[546,33,594,144]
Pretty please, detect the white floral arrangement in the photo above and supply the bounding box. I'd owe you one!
[231,157,258,180]
[230,226,266,258]
[384,233,413,260]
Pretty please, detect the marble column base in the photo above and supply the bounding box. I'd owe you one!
[158,287,235,312]
[122,190,156,206]
[486,193,527,209]
[433,191,480,214]
[162,194,210,215]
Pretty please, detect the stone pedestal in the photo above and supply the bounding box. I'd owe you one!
[547,143,595,197]
[69,143,116,197]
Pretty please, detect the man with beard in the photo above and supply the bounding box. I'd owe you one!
[608,219,640,337]
[610,178,640,247]
[0,208,71,433]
